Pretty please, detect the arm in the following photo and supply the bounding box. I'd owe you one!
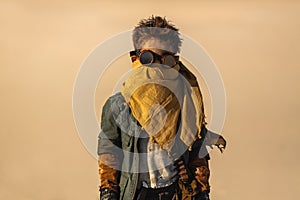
[98,97,123,199]
[177,61,226,200]
[188,126,211,195]
[189,126,227,193]
[177,62,210,195]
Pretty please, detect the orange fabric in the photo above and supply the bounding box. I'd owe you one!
[98,154,120,192]
[190,158,210,192]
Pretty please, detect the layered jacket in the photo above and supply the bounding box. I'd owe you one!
[98,92,214,199]
[97,62,226,199]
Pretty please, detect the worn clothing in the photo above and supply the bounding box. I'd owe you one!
[121,64,200,152]
[98,93,211,199]
[98,61,222,199]
[137,136,178,189]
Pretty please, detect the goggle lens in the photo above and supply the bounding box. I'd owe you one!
[139,51,154,65]
[163,55,176,67]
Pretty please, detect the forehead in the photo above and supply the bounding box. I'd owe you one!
[140,38,176,55]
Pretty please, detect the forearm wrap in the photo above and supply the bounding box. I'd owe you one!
[190,156,210,192]
[98,154,120,193]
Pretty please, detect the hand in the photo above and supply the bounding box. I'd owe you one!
[100,188,118,200]
[205,130,227,153]
[215,135,226,153]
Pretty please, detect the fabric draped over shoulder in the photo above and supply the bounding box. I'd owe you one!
[121,60,206,155]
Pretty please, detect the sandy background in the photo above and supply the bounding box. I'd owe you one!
[1,0,300,199]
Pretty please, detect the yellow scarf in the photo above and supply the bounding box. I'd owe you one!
[121,60,205,153]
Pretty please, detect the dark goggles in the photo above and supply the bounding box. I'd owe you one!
[130,49,179,67]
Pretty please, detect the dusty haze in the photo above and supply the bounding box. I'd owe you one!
[0,0,299,199]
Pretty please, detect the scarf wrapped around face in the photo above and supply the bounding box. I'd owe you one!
[121,60,205,155]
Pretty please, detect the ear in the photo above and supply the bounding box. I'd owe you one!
[130,55,137,62]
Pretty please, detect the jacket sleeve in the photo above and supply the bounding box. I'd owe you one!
[97,97,123,193]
